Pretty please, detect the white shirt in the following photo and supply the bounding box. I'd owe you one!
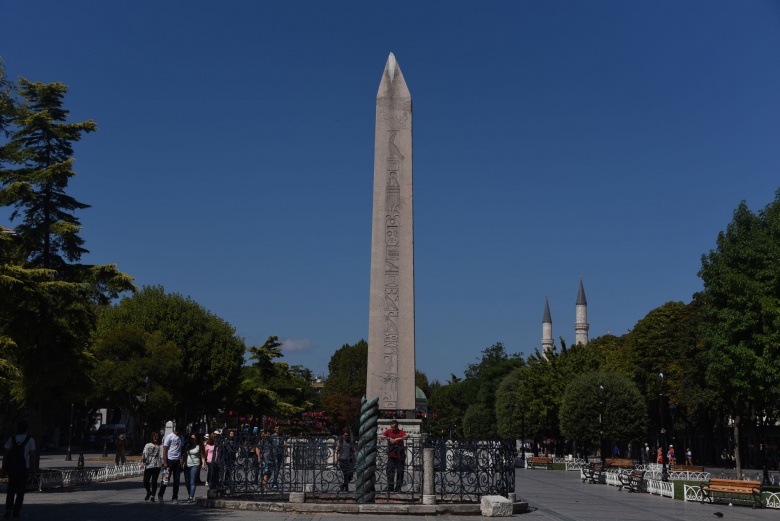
[4,434,36,469]
[163,432,183,460]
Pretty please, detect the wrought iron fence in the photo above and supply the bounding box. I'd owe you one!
[428,439,515,502]
[214,435,515,503]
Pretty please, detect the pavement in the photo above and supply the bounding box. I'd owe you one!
[9,451,779,520]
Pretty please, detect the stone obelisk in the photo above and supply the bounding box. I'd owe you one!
[366,53,415,411]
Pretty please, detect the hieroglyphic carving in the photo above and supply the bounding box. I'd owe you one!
[381,128,404,408]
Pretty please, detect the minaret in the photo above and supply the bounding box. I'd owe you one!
[574,276,589,345]
[542,297,553,357]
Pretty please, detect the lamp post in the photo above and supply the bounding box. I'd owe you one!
[668,403,677,465]
[759,404,770,485]
[519,402,527,468]
[102,408,110,458]
[507,404,515,467]
[598,385,606,467]
[657,373,668,482]
[66,403,74,461]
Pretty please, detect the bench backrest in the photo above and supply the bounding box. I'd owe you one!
[530,456,552,462]
[631,470,645,478]
[606,458,634,467]
[708,479,760,489]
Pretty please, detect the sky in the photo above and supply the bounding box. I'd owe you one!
[2,1,779,383]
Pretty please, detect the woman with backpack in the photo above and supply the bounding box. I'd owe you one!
[2,420,35,520]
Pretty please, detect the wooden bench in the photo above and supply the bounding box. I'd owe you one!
[606,458,635,469]
[526,456,553,470]
[701,478,762,509]
[618,469,645,492]
[582,463,605,484]
[671,464,704,473]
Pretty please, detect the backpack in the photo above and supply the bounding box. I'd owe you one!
[5,435,31,474]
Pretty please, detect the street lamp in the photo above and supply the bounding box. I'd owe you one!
[507,404,515,467]
[66,403,74,461]
[598,385,606,467]
[657,373,668,482]
[519,402,527,468]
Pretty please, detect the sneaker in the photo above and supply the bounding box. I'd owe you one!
[145,493,151,501]
[171,499,178,504]
[150,496,156,503]
[187,497,193,502]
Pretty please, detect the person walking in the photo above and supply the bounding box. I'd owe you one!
[268,425,286,489]
[159,422,184,503]
[114,433,127,466]
[379,420,407,492]
[334,432,354,491]
[141,431,163,502]
[183,431,206,502]
[2,420,35,520]
[204,431,219,489]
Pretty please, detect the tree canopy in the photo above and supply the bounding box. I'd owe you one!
[0,73,133,434]
[95,286,245,419]
[698,190,780,475]
[559,371,648,447]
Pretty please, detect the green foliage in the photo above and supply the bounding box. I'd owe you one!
[0,72,133,434]
[239,336,315,418]
[698,191,780,474]
[559,371,648,445]
[699,191,780,407]
[96,286,245,418]
[463,404,496,439]
[429,342,522,438]
[322,339,367,430]
[92,326,181,446]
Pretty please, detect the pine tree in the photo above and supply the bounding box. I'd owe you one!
[0,74,134,433]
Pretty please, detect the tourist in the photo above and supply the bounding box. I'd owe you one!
[379,420,407,492]
[268,425,286,489]
[255,430,272,491]
[183,431,206,502]
[2,419,35,520]
[141,431,163,501]
[334,432,355,491]
[667,444,675,465]
[159,422,184,503]
[205,431,219,489]
[114,433,127,465]
[685,447,692,466]
[642,442,650,464]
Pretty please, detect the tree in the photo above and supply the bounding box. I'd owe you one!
[559,371,648,452]
[698,191,780,477]
[92,326,181,449]
[96,286,245,420]
[0,78,133,302]
[238,336,315,419]
[322,340,367,431]
[1,75,134,437]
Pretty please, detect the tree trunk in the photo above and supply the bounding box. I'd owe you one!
[733,413,742,479]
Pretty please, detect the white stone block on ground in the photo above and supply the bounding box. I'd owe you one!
[480,495,513,517]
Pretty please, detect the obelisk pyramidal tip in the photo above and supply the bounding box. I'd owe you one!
[367,54,415,411]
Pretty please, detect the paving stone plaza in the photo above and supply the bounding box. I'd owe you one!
[12,451,777,521]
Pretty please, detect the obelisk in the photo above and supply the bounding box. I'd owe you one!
[366,53,415,411]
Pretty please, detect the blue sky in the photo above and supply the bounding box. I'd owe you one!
[2,1,779,383]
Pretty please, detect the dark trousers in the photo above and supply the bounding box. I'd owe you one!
[338,459,354,490]
[4,468,28,518]
[386,458,404,491]
[158,459,182,500]
[206,462,218,488]
[143,467,161,496]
